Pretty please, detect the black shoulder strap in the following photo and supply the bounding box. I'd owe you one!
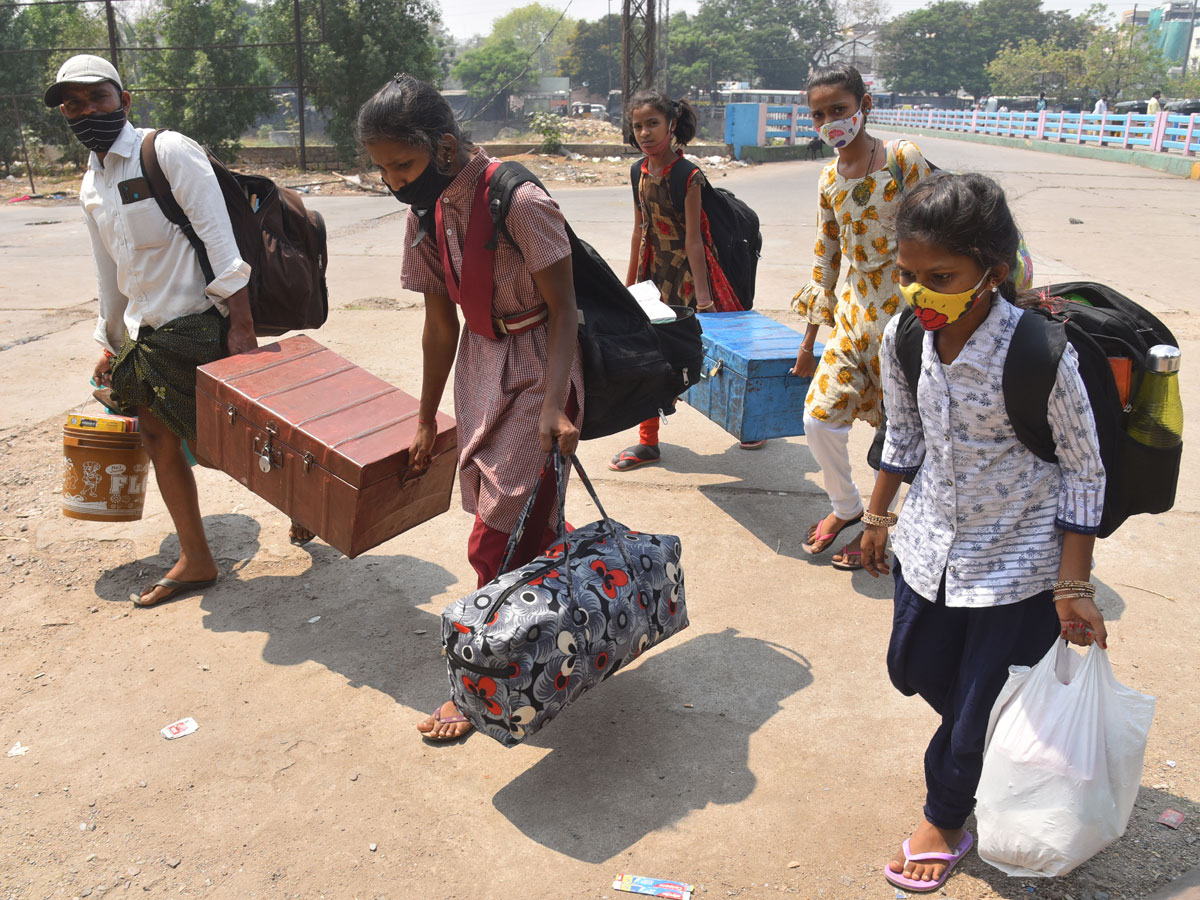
[666,156,699,214]
[892,307,925,406]
[1002,309,1066,464]
[629,158,642,206]
[486,160,547,252]
[139,129,215,283]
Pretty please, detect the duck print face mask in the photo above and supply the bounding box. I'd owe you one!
[900,272,992,330]
[819,108,864,149]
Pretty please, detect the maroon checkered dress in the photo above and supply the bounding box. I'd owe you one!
[401,150,585,533]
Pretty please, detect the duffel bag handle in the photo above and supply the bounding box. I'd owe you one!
[498,445,643,592]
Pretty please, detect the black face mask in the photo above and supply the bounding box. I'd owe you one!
[66,107,127,153]
[388,155,454,212]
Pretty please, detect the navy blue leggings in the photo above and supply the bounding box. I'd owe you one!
[887,561,1059,829]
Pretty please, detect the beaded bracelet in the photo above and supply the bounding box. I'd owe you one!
[862,511,899,528]
[417,418,436,427]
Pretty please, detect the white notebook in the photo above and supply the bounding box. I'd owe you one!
[627,281,678,324]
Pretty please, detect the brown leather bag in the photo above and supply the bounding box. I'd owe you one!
[196,336,457,558]
[139,129,328,337]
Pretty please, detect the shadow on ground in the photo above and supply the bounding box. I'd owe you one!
[492,628,814,862]
[94,513,463,715]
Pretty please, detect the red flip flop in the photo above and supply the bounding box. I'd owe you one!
[609,444,661,471]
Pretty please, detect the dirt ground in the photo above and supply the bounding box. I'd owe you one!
[2,144,1199,900]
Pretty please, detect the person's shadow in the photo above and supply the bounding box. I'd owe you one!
[95,513,460,714]
[491,627,814,862]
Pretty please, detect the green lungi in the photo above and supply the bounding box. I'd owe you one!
[109,307,229,444]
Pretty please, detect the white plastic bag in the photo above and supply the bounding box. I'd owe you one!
[976,641,1156,877]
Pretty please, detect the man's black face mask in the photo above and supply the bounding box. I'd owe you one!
[67,107,126,153]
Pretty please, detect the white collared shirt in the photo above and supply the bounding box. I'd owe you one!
[80,122,250,353]
[881,297,1106,608]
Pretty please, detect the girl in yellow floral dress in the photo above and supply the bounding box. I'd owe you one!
[791,65,930,569]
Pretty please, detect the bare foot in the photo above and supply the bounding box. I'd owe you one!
[134,556,219,607]
[289,521,316,546]
[803,510,860,554]
[416,700,473,742]
[888,821,967,886]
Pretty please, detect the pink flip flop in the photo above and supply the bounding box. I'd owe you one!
[830,543,864,571]
[802,512,862,555]
[883,831,974,893]
[420,704,474,743]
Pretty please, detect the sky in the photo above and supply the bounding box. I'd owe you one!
[437,0,1132,41]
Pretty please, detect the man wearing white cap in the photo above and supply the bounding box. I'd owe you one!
[47,55,287,607]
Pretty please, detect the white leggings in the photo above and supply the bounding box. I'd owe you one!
[804,411,864,521]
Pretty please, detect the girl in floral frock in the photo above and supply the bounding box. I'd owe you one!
[791,65,930,569]
[609,89,747,472]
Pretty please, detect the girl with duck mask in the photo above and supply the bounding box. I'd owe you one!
[859,172,1107,894]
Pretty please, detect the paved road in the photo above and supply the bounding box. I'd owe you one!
[2,138,1198,898]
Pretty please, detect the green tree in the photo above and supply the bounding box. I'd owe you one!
[1078,25,1167,100]
[559,13,620,94]
[8,1,109,169]
[259,0,442,161]
[988,39,1082,101]
[133,0,272,161]
[877,1,976,95]
[878,0,1100,97]
[453,37,531,107]
[690,0,839,88]
[663,11,753,92]
[488,3,576,79]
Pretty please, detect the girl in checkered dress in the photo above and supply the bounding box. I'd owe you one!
[358,75,584,743]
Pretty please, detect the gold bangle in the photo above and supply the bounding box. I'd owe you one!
[862,511,898,527]
[1053,580,1095,594]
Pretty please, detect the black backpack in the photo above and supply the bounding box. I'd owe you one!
[140,130,329,337]
[884,282,1180,538]
[412,161,704,441]
[629,156,762,310]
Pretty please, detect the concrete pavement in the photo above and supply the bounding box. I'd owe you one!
[1,137,1198,898]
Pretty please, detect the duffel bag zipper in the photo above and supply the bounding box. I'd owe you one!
[444,536,602,679]
[478,536,600,629]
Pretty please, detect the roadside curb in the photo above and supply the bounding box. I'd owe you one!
[872,123,1200,179]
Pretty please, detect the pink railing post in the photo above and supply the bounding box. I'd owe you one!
[757,104,767,148]
[1036,110,1047,139]
[1151,112,1168,152]
[1184,114,1198,157]
[971,110,979,133]
[789,104,798,144]
[1076,112,1084,144]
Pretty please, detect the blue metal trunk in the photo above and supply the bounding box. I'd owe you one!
[683,311,820,442]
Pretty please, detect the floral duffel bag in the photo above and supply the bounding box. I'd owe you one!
[441,449,688,747]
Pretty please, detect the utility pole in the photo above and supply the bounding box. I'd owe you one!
[621,0,656,104]
[607,0,613,95]
[662,0,669,96]
[1186,0,1198,73]
[104,0,119,70]
[292,0,307,171]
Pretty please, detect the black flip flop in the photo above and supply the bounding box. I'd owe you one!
[608,444,661,472]
[131,576,218,608]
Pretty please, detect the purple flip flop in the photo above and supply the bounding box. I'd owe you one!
[883,830,974,893]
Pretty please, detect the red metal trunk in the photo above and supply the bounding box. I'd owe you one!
[196,335,457,558]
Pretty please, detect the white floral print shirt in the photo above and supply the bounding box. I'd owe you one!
[881,298,1106,608]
